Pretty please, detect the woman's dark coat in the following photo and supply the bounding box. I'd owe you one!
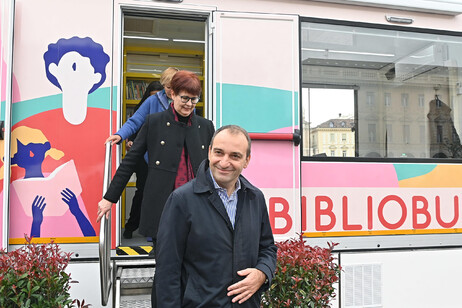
[104,106,215,238]
[155,159,278,307]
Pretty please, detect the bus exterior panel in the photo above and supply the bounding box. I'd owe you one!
[2,0,462,307]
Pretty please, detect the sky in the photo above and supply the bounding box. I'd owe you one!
[302,88,355,127]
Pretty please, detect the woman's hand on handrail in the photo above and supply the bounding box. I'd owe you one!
[97,198,113,222]
[105,134,122,145]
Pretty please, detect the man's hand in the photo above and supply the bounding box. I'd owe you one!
[105,134,122,145]
[97,199,113,222]
[227,268,266,304]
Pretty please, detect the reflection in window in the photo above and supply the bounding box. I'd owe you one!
[386,124,393,142]
[437,125,443,143]
[403,125,410,144]
[368,124,376,142]
[419,94,425,107]
[420,125,425,144]
[301,21,462,159]
[401,93,409,107]
[367,92,375,106]
[384,93,391,106]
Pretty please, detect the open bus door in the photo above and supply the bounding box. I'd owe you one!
[213,12,301,240]
[98,2,216,306]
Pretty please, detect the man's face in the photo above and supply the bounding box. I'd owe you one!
[208,130,250,191]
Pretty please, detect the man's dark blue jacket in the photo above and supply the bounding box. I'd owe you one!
[155,159,277,307]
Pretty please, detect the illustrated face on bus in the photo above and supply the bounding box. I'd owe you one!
[11,140,51,178]
[43,36,110,126]
[47,52,102,125]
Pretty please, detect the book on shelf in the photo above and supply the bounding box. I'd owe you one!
[126,80,150,100]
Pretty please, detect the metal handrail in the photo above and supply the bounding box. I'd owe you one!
[99,142,112,306]
[248,129,301,146]
[2,0,15,251]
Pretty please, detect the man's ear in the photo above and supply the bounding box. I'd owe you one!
[48,63,58,77]
[244,154,251,169]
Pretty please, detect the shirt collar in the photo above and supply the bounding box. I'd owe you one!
[209,169,241,194]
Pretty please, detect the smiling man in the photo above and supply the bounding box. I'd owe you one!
[155,125,277,308]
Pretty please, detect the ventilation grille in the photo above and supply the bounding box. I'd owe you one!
[344,264,382,308]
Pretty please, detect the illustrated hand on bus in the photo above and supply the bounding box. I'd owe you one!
[61,188,80,215]
[105,134,121,145]
[62,188,96,236]
[97,198,113,222]
[31,195,46,238]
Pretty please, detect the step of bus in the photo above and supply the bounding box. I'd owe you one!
[117,262,155,308]
[120,266,155,289]
[120,294,151,308]
[116,245,153,256]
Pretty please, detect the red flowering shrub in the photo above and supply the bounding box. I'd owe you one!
[261,235,341,308]
[0,236,90,308]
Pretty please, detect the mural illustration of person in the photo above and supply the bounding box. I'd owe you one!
[43,36,110,125]
[0,126,95,238]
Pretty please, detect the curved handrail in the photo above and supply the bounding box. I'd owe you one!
[249,129,301,146]
[99,142,112,306]
[248,133,294,141]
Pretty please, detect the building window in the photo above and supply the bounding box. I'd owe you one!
[436,96,443,108]
[342,150,347,157]
[384,93,391,106]
[437,125,443,143]
[331,150,335,156]
[418,94,425,108]
[368,124,376,142]
[420,125,425,144]
[401,93,409,107]
[342,133,347,141]
[403,125,410,144]
[386,124,392,142]
[367,92,375,106]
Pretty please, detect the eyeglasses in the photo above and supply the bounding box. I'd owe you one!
[180,95,200,105]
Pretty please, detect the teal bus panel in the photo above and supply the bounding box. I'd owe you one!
[216,83,298,133]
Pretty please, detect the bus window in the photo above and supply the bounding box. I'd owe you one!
[301,21,462,160]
